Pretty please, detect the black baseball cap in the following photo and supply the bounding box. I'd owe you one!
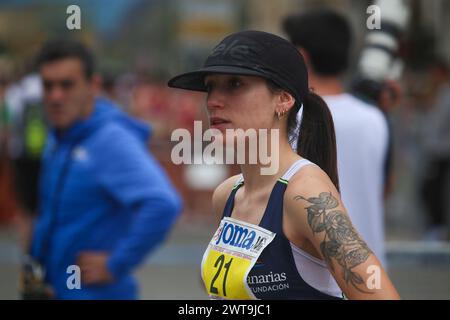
[168,30,309,104]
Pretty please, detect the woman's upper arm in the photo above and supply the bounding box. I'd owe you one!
[284,169,400,300]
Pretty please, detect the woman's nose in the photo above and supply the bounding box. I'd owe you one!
[206,89,225,110]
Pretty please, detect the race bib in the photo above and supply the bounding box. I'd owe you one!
[201,217,276,300]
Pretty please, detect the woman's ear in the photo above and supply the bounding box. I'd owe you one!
[276,91,295,114]
[275,91,295,119]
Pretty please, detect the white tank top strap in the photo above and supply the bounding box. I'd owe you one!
[233,174,244,189]
[281,158,315,182]
[233,159,314,187]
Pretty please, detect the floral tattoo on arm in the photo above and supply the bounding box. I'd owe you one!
[294,192,373,293]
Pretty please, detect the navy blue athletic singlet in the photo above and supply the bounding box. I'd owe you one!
[220,159,343,300]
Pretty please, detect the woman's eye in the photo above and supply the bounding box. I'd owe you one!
[228,78,241,89]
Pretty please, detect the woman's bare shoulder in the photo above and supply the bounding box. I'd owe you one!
[286,163,337,196]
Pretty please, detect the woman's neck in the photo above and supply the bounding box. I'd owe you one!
[239,137,300,193]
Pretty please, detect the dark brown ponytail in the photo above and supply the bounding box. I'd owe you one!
[287,91,340,191]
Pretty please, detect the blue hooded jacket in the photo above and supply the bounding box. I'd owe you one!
[31,97,182,299]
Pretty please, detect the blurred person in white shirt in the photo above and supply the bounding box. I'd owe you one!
[283,10,390,266]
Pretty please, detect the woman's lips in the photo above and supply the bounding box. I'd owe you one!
[209,117,231,129]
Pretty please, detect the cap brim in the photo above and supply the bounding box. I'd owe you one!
[167,65,266,92]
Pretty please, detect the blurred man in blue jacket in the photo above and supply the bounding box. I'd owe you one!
[29,40,182,299]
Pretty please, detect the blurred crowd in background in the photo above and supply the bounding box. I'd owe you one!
[0,0,450,299]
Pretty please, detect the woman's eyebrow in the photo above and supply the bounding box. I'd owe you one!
[204,77,214,86]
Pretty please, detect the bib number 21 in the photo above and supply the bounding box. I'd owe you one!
[210,254,233,297]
